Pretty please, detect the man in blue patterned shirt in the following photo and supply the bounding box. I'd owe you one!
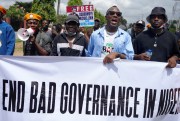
[87,6,134,64]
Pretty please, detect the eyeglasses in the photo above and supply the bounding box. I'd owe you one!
[27,22,38,25]
[108,11,122,17]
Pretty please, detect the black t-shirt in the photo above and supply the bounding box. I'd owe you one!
[134,29,180,62]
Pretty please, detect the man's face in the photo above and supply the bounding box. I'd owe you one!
[65,21,79,36]
[27,19,39,30]
[134,24,144,34]
[42,20,49,28]
[94,20,100,29]
[150,15,165,29]
[105,7,121,28]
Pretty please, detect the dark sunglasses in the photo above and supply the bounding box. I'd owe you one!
[108,11,122,17]
[27,22,38,25]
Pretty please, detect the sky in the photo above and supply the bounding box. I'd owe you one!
[1,0,180,24]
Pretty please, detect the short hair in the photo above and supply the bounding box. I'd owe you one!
[56,23,62,33]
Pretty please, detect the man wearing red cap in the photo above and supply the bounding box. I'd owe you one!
[0,6,15,55]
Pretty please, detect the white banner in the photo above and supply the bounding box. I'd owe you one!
[0,56,180,121]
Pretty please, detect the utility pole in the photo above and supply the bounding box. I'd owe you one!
[57,0,60,15]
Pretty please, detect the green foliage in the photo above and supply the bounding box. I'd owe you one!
[168,20,180,32]
[15,1,32,13]
[56,14,67,25]
[6,2,27,31]
[31,0,56,22]
[169,21,177,33]
[68,0,83,6]
[6,4,25,20]
[94,9,106,26]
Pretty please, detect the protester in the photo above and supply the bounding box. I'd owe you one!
[93,18,101,31]
[133,7,180,68]
[127,20,145,44]
[51,14,87,56]
[0,6,15,55]
[51,23,62,40]
[84,27,93,44]
[41,19,52,37]
[23,13,52,56]
[127,23,135,37]
[87,6,134,63]
[79,27,85,35]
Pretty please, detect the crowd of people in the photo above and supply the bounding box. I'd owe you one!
[0,5,180,68]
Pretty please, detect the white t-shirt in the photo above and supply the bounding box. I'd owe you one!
[101,29,117,57]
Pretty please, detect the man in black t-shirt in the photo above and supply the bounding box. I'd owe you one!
[133,7,180,68]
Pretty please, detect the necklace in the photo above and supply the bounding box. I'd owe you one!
[153,29,164,47]
[154,35,157,47]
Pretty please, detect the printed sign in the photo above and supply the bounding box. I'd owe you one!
[66,5,94,27]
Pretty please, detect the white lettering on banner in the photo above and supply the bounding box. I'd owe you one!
[0,56,180,121]
[76,5,93,12]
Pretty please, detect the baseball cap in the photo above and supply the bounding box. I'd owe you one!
[136,20,145,27]
[65,14,79,24]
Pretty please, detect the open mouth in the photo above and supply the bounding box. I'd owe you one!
[111,19,118,24]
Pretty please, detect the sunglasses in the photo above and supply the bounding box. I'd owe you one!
[27,22,38,25]
[108,11,122,17]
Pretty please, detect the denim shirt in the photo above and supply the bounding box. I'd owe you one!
[87,27,134,60]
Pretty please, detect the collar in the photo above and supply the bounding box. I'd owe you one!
[98,26,124,38]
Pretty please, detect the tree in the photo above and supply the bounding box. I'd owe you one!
[15,1,32,13]
[168,20,178,32]
[94,9,105,26]
[67,0,83,6]
[31,0,56,22]
[6,4,25,20]
[6,3,26,30]
[56,14,67,25]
